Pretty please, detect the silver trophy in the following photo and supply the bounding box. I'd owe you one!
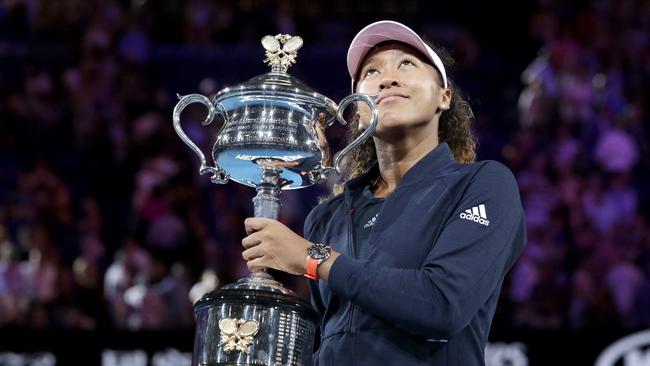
[173,34,378,366]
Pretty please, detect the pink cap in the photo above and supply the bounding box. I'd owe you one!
[347,20,448,90]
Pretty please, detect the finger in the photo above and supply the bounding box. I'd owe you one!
[241,231,263,249]
[246,257,267,272]
[244,217,271,235]
[242,245,264,261]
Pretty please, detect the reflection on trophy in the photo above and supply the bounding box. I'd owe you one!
[172,34,378,366]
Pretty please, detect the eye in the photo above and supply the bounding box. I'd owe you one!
[399,59,415,68]
[363,68,379,78]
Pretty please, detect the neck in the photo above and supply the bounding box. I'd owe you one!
[373,131,440,193]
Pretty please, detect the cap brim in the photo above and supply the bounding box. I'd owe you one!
[347,20,447,89]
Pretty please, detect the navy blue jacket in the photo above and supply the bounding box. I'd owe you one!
[303,143,527,366]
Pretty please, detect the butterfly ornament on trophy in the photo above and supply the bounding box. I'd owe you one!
[218,318,261,354]
[262,34,304,72]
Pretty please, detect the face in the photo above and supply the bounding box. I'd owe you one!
[355,42,451,138]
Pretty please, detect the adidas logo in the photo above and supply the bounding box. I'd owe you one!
[364,213,379,229]
[459,204,490,226]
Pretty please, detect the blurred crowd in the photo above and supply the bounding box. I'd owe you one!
[1,0,649,332]
[501,0,650,330]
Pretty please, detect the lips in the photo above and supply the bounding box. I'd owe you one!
[375,92,408,105]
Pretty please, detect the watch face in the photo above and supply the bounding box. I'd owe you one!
[308,244,330,260]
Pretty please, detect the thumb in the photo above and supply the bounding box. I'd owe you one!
[244,217,272,235]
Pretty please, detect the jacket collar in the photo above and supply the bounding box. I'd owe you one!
[344,143,455,196]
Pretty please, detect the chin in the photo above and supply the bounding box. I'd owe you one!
[377,110,413,127]
[372,112,436,138]
[372,121,412,139]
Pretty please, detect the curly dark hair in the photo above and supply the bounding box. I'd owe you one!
[331,42,477,196]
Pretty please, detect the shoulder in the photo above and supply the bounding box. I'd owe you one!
[440,160,522,209]
[442,160,517,187]
[466,160,523,211]
[471,160,518,186]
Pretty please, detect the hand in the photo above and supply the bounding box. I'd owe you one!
[241,218,312,275]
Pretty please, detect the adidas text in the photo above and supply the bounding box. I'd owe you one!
[460,204,490,226]
[459,212,490,226]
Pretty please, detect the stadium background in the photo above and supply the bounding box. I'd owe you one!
[1,1,649,365]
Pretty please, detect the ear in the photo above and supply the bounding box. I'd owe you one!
[439,88,452,112]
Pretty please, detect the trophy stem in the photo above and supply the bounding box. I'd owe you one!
[250,166,283,277]
[253,185,281,220]
[252,167,283,220]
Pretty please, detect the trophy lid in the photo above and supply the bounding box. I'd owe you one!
[212,34,337,112]
[220,271,295,295]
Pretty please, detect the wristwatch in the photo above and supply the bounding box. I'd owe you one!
[304,243,331,280]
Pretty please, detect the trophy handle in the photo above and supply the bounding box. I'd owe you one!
[331,93,379,173]
[173,93,229,184]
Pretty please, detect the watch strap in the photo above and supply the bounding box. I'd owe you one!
[304,243,331,280]
[305,256,320,280]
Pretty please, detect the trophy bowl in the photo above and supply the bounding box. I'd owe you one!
[173,34,378,190]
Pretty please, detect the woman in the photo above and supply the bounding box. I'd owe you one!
[242,20,526,365]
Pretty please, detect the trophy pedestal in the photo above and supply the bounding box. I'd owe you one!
[192,170,317,366]
[192,272,317,366]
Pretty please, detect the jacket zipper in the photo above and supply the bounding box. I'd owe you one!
[347,207,356,258]
[345,204,357,332]
[345,187,392,333]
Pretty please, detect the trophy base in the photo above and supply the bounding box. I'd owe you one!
[192,272,317,366]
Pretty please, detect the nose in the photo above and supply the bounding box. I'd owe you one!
[379,76,401,90]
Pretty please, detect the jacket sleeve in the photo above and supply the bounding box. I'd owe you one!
[327,161,527,340]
